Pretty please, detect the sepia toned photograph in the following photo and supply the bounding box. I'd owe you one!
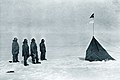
[0,0,120,80]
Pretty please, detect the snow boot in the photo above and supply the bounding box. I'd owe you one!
[24,64,29,66]
[36,61,41,64]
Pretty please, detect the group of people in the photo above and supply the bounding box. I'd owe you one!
[12,37,47,66]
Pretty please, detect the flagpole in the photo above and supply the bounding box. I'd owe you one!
[93,18,94,36]
[90,13,94,36]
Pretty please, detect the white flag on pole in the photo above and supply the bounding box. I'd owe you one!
[89,19,94,24]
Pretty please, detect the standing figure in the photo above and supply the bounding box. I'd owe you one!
[30,38,40,64]
[39,39,47,60]
[22,39,29,66]
[12,37,19,62]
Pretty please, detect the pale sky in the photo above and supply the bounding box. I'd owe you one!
[0,0,120,34]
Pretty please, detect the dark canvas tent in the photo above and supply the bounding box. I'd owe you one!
[85,36,115,61]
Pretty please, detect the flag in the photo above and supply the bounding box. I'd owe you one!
[90,13,94,18]
[89,19,94,23]
[89,13,94,24]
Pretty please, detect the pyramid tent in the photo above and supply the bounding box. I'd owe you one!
[85,36,115,61]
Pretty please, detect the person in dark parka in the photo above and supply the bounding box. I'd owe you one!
[12,37,19,62]
[30,38,40,64]
[39,39,47,60]
[22,39,29,66]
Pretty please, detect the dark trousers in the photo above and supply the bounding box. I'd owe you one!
[40,52,46,60]
[13,54,18,62]
[31,53,39,63]
[24,56,28,66]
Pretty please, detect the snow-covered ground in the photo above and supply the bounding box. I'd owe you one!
[0,30,120,80]
[0,33,120,80]
[0,46,120,80]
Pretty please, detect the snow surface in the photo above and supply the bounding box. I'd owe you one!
[0,54,120,80]
[0,32,120,80]
[0,37,120,80]
[0,34,120,80]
